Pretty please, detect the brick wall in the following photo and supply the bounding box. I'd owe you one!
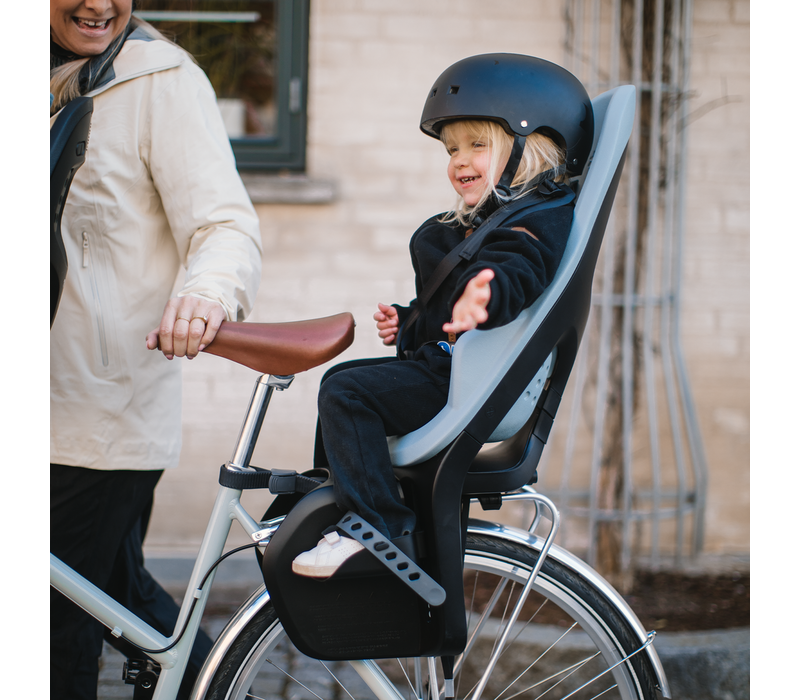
[145,0,750,560]
[679,0,749,553]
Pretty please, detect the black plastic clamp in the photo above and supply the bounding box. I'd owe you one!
[218,465,322,495]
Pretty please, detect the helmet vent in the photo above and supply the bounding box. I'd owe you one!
[430,88,437,97]
[448,85,460,95]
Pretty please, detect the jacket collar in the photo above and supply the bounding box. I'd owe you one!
[86,27,185,96]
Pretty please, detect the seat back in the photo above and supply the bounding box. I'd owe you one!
[51,96,93,327]
[388,85,636,471]
[387,87,636,655]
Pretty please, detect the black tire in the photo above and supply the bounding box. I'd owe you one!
[206,533,657,700]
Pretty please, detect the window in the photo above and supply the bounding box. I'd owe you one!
[136,0,309,171]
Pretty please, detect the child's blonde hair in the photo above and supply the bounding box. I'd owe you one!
[440,120,567,227]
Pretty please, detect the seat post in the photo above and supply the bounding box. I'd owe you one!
[228,374,294,469]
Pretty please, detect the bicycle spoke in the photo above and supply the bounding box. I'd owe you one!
[457,575,512,685]
[493,623,583,700]
[504,651,604,700]
[384,657,421,700]
[499,598,550,655]
[264,657,328,700]
[459,574,578,700]
[461,622,581,700]
[555,632,655,700]
[319,660,358,700]
[585,686,620,700]
[492,581,518,657]
[461,571,552,677]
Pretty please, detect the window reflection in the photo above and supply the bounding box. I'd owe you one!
[136,1,277,139]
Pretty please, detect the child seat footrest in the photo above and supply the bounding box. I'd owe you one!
[336,512,446,607]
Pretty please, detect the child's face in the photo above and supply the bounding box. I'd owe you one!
[444,123,494,208]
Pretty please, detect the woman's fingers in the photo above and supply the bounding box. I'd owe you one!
[146,297,225,359]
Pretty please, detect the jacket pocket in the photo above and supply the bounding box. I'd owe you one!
[82,231,110,367]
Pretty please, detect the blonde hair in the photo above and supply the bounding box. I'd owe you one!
[50,17,174,115]
[50,58,91,114]
[439,120,567,227]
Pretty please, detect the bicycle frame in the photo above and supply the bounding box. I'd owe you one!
[50,373,292,700]
[51,369,671,700]
[188,502,671,700]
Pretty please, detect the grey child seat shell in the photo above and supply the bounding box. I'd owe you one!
[388,85,637,469]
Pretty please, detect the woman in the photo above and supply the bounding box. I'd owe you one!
[50,1,263,698]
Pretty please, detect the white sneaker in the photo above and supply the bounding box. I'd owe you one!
[291,530,366,578]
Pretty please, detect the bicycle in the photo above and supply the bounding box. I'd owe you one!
[51,84,672,700]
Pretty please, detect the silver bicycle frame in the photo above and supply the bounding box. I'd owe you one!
[49,373,291,700]
[51,371,671,700]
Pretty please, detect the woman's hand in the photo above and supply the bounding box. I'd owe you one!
[374,303,400,346]
[146,296,226,359]
[443,269,495,335]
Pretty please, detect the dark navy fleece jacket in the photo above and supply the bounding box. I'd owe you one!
[394,190,574,354]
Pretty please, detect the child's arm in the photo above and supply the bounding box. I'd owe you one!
[374,302,400,345]
[442,269,495,334]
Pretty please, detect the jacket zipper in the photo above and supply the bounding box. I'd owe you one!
[83,232,110,367]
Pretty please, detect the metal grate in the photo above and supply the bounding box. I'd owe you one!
[533,0,707,580]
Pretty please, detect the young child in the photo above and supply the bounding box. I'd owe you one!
[293,53,594,578]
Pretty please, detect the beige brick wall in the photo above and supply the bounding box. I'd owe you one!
[679,0,749,553]
[145,0,750,561]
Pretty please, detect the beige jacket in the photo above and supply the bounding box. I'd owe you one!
[50,31,262,471]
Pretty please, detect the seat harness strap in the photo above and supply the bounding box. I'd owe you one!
[396,175,575,359]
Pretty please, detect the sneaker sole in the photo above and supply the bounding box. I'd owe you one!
[291,561,338,578]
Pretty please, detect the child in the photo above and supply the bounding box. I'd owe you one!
[293,53,594,578]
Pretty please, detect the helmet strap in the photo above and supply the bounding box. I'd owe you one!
[495,134,527,200]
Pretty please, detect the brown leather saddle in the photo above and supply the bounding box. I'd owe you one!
[202,312,356,375]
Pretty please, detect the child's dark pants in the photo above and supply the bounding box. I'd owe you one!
[315,345,452,539]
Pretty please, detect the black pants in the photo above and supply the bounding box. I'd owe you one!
[50,465,213,700]
[314,346,452,539]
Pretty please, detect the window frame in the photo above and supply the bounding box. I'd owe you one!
[136,0,309,172]
[232,0,308,171]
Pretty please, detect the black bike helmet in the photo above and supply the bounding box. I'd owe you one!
[420,54,594,188]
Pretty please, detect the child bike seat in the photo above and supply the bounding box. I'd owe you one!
[384,86,636,656]
[388,86,637,497]
[259,86,636,663]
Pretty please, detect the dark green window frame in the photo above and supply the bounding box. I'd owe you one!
[136,0,309,172]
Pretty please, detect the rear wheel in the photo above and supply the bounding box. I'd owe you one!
[206,533,657,700]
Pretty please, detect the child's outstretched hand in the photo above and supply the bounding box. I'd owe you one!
[374,302,400,345]
[443,269,495,335]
